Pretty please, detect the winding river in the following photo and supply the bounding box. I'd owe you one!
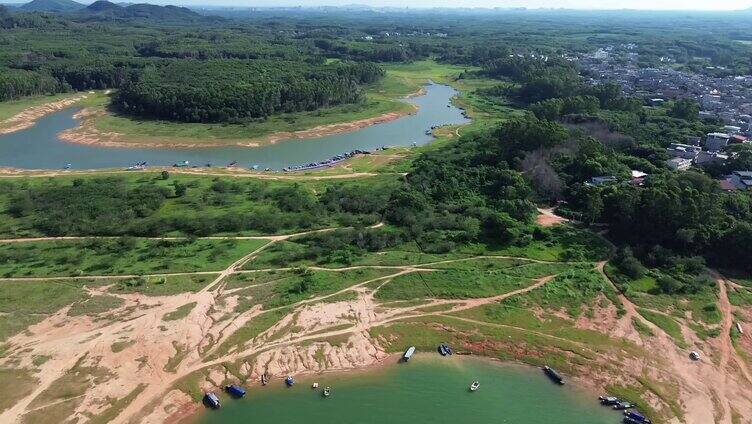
[0,83,468,170]
[195,356,622,424]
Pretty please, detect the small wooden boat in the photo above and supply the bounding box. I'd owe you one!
[469,381,480,392]
[285,376,295,387]
[261,373,269,385]
[225,384,246,398]
[323,386,331,397]
[203,392,221,409]
[543,365,564,385]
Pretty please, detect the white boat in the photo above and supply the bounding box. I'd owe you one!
[312,382,319,388]
[403,346,416,362]
[469,381,480,391]
[323,386,331,397]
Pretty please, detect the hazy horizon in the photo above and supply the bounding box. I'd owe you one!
[144,0,752,11]
[6,0,752,12]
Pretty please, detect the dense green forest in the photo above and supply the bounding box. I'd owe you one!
[0,5,751,273]
[113,60,383,123]
[1,5,751,103]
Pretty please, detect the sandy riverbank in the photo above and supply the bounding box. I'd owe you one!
[0,95,88,135]
[57,88,425,149]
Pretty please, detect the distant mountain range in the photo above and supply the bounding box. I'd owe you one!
[8,0,206,21]
[84,1,201,19]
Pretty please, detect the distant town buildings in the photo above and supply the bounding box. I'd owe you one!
[575,43,752,186]
[578,44,752,138]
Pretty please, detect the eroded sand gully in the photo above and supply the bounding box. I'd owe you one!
[0,246,750,423]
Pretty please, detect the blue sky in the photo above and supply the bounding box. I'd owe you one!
[165,0,751,11]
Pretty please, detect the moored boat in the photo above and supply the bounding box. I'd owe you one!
[285,376,295,387]
[261,373,269,385]
[225,384,246,398]
[599,395,620,405]
[323,386,331,397]
[403,346,416,362]
[203,392,221,409]
[312,382,319,389]
[543,365,564,385]
[469,381,480,391]
[624,410,651,424]
[614,401,635,410]
[438,343,452,356]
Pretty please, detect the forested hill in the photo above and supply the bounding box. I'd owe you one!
[77,1,205,21]
[113,60,384,123]
[19,0,83,12]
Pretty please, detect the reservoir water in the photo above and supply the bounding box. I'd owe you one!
[196,357,621,424]
[0,83,469,170]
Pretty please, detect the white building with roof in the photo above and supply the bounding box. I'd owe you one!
[666,157,692,171]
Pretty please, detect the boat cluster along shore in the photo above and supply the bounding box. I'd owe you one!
[116,148,388,173]
[281,148,377,172]
[201,344,642,424]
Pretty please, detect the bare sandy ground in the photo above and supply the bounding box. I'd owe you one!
[536,207,569,227]
[0,95,88,135]
[594,263,752,424]
[0,247,749,423]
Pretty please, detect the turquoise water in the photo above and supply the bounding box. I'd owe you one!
[0,83,468,170]
[197,356,621,424]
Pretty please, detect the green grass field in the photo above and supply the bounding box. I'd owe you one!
[605,263,721,325]
[0,238,265,277]
[639,309,687,348]
[0,93,78,122]
[232,268,398,310]
[109,274,217,296]
[375,269,531,301]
